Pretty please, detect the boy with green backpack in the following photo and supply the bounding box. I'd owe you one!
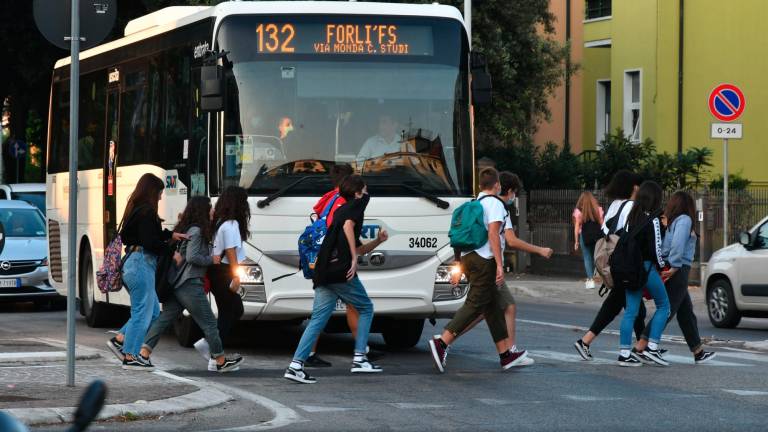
[428,168,523,372]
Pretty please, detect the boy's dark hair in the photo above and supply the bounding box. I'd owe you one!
[604,169,643,200]
[339,175,366,201]
[499,171,522,196]
[478,167,500,191]
[330,164,354,187]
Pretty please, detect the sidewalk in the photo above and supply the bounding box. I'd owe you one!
[0,338,231,426]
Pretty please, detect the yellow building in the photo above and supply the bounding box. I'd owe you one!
[578,0,768,184]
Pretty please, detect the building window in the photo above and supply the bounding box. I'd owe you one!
[623,70,641,143]
[586,0,612,20]
[596,80,611,147]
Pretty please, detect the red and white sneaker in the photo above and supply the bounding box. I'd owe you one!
[500,350,529,370]
[428,337,448,373]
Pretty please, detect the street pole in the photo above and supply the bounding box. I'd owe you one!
[723,138,728,248]
[66,0,80,387]
[464,0,471,44]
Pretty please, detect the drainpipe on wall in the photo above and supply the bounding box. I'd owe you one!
[677,0,685,157]
[564,0,571,148]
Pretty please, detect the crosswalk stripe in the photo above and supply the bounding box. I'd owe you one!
[714,351,768,363]
[297,405,364,413]
[389,403,450,409]
[599,351,752,367]
[723,389,768,396]
[529,350,614,365]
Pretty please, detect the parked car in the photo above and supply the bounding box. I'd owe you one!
[0,183,46,215]
[705,215,768,328]
[0,200,56,305]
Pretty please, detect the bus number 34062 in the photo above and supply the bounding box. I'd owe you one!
[409,237,438,248]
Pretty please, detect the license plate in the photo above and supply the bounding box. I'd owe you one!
[335,299,347,311]
[0,279,19,288]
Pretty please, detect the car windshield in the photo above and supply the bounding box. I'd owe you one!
[216,15,472,197]
[11,192,46,214]
[0,208,46,237]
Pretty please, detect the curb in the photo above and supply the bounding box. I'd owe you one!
[0,337,102,364]
[6,378,233,426]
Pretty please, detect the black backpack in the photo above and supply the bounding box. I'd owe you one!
[609,210,661,292]
[581,220,602,247]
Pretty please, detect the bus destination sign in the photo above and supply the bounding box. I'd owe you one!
[254,22,434,56]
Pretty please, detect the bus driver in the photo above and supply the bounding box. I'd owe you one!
[357,114,405,161]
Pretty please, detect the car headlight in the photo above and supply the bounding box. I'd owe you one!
[236,264,264,284]
[435,262,467,284]
[40,257,49,267]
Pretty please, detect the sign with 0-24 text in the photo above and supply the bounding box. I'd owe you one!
[711,123,742,139]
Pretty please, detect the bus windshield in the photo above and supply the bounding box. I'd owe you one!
[217,15,472,197]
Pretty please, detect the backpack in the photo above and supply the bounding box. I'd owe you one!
[298,194,340,279]
[594,201,630,294]
[96,208,139,294]
[609,210,662,293]
[449,195,507,252]
[581,220,602,248]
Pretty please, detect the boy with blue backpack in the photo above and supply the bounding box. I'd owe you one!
[429,168,521,372]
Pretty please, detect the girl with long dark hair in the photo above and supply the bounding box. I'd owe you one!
[106,173,188,370]
[139,196,244,372]
[192,186,250,369]
[633,191,716,363]
[617,180,670,366]
[574,170,646,360]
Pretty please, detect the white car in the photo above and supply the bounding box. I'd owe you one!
[0,183,46,215]
[705,216,768,327]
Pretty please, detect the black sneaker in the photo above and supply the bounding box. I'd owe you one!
[573,339,593,361]
[428,337,448,373]
[305,354,332,368]
[694,350,716,364]
[659,348,668,356]
[284,365,317,384]
[643,348,670,366]
[107,337,124,361]
[216,355,244,373]
[617,354,643,367]
[366,349,386,362]
[351,357,383,373]
[122,355,154,371]
[631,348,654,365]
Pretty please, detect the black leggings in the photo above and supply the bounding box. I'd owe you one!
[589,285,647,340]
[208,264,244,340]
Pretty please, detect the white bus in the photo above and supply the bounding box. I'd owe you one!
[47,2,490,348]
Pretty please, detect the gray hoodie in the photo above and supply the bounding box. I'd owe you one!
[170,226,213,288]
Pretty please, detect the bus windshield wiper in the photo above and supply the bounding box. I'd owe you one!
[256,176,324,208]
[369,182,450,209]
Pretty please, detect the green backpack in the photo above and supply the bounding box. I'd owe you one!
[449,195,506,252]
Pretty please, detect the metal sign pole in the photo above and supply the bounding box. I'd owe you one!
[723,138,728,248]
[66,0,80,388]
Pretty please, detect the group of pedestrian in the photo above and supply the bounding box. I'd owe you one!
[572,170,716,366]
[106,173,249,373]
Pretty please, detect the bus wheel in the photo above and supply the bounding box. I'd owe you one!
[382,318,425,349]
[80,248,110,327]
[174,315,203,348]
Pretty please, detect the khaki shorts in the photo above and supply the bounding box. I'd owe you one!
[497,283,516,308]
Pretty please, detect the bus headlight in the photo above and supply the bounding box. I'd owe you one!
[435,263,467,284]
[236,265,264,285]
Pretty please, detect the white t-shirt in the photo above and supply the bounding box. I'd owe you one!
[462,192,508,260]
[213,220,245,264]
[602,199,634,235]
[357,135,402,161]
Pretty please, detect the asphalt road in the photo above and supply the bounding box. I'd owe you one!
[2,295,768,432]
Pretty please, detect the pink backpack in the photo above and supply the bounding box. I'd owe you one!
[96,209,138,293]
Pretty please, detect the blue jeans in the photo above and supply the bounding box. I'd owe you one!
[620,262,670,349]
[292,276,374,362]
[119,250,160,356]
[579,234,596,279]
[143,278,224,358]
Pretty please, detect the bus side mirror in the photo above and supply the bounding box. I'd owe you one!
[470,52,492,106]
[201,65,224,112]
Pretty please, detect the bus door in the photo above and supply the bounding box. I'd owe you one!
[103,85,120,245]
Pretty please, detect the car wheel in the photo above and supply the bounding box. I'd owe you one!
[382,318,425,349]
[707,279,741,328]
[174,315,203,348]
[80,248,110,328]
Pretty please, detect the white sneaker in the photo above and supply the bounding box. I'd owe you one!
[194,339,211,361]
[585,279,596,290]
[208,358,217,372]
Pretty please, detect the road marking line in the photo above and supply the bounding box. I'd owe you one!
[529,350,614,365]
[723,389,768,396]
[598,351,751,367]
[715,351,768,363]
[563,395,622,401]
[476,398,545,406]
[0,351,66,360]
[297,405,364,413]
[389,403,450,410]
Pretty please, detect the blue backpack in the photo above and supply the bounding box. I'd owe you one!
[298,195,340,279]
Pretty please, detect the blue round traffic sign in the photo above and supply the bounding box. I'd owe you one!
[708,83,745,122]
